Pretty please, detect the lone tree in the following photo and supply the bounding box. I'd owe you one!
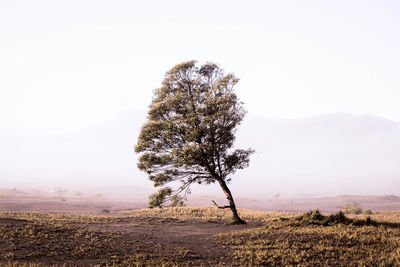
[135,61,254,224]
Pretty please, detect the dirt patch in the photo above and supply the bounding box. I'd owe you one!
[0,211,260,266]
[0,197,144,215]
[104,218,258,265]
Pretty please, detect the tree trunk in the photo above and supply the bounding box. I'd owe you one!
[217,179,246,224]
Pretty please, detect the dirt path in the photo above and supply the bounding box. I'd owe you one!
[99,217,262,265]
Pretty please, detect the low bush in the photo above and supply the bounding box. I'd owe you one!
[341,203,373,215]
[341,203,362,214]
[293,209,380,227]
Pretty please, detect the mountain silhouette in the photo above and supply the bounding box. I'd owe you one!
[0,111,399,195]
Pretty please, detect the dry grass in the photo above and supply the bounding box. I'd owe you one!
[0,212,129,224]
[215,209,400,266]
[0,210,205,266]
[122,206,296,223]
[0,264,61,267]
[347,210,400,223]
[215,224,400,266]
[1,207,400,266]
[0,217,128,262]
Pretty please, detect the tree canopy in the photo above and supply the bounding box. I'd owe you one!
[135,61,254,224]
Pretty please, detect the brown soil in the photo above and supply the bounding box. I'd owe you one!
[0,205,261,266]
[0,196,144,215]
[101,217,259,266]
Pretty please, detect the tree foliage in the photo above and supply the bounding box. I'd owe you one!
[135,61,254,223]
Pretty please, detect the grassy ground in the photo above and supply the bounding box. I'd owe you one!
[121,206,297,223]
[1,207,400,266]
[216,210,400,266]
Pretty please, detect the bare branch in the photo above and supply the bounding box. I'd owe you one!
[212,200,231,209]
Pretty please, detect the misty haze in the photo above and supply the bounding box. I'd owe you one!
[1,1,400,266]
[1,110,399,209]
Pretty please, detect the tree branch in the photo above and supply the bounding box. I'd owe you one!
[212,200,231,209]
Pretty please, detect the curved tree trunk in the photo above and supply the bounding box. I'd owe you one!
[217,179,246,224]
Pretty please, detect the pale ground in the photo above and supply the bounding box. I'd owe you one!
[1,187,399,215]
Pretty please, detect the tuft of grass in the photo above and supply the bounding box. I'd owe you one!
[291,209,400,228]
[294,209,352,226]
[341,203,373,215]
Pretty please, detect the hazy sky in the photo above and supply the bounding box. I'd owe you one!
[1,0,400,136]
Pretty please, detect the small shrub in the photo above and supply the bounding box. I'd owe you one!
[341,203,362,214]
[363,208,373,215]
[292,209,383,227]
[341,203,373,215]
[295,209,350,226]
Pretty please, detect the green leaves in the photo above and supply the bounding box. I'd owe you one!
[224,149,255,174]
[136,61,254,208]
[148,187,186,208]
[148,188,172,208]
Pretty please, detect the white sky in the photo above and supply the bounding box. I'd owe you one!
[1,0,400,136]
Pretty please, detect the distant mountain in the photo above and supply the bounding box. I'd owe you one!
[235,113,400,195]
[0,111,399,196]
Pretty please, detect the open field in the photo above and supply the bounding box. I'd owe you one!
[0,206,400,266]
[1,187,400,214]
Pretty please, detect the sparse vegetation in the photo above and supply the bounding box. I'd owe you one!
[215,209,400,266]
[122,206,295,223]
[291,209,400,228]
[216,222,400,266]
[341,202,362,214]
[0,211,202,266]
[341,202,373,215]
[1,207,400,266]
